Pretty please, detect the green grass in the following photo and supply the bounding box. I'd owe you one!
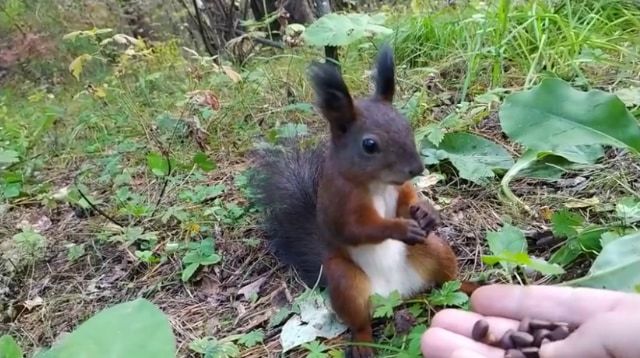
[2,0,640,357]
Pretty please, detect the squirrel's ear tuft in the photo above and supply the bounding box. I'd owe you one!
[373,43,395,102]
[308,61,356,136]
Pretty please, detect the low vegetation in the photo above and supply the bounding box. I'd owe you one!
[1,0,639,357]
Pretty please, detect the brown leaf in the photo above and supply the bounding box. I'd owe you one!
[394,309,416,335]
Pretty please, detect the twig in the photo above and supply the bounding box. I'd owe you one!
[73,175,125,227]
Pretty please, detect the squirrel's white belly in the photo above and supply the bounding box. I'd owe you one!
[347,184,429,297]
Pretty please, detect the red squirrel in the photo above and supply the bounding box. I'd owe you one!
[250,44,478,357]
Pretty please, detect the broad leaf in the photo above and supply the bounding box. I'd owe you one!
[193,152,216,172]
[500,77,640,154]
[551,209,583,238]
[237,329,264,347]
[616,197,640,224]
[563,231,640,292]
[499,78,640,209]
[371,291,403,318]
[146,152,169,177]
[483,252,565,275]
[68,54,92,81]
[0,150,19,166]
[37,299,175,358]
[421,132,513,185]
[280,291,347,352]
[303,13,392,47]
[484,223,527,271]
[0,335,22,358]
[483,224,564,275]
[427,281,469,307]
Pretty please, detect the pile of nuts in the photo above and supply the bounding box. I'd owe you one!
[471,317,578,358]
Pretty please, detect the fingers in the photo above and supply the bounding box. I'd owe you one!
[539,310,640,358]
[470,284,640,325]
[431,309,519,340]
[421,327,504,358]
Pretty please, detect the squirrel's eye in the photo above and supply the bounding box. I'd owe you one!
[362,138,379,154]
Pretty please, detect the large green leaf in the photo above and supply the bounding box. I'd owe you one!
[0,335,22,358]
[421,132,513,185]
[37,299,176,358]
[500,78,640,153]
[499,78,640,210]
[303,13,392,47]
[562,231,640,292]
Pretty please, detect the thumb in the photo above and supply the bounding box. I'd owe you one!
[540,310,640,358]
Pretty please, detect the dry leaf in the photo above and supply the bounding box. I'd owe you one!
[222,66,241,83]
[564,197,600,209]
[415,173,444,190]
[24,296,44,310]
[238,277,267,300]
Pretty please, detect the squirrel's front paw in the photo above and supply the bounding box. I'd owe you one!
[410,200,441,234]
[398,219,426,245]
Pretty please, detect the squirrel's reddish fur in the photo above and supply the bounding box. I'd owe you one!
[249,45,478,357]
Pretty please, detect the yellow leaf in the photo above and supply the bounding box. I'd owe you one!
[93,86,107,98]
[69,54,92,81]
[564,197,600,209]
[222,66,242,83]
[62,30,83,41]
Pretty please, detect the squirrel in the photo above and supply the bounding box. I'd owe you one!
[249,44,478,357]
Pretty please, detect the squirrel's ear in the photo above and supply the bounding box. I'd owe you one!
[309,61,356,137]
[373,44,395,103]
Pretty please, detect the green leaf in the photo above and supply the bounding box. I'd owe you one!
[371,291,402,318]
[420,132,513,185]
[181,262,200,282]
[427,281,469,307]
[0,150,19,166]
[237,329,264,347]
[563,230,640,292]
[486,223,527,255]
[37,299,175,358]
[146,152,169,177]
[302,341,329,358]
[188,338,239,358]
[549,240,582,266]
[483,252,565,276]
[193,152,216,172]
[68,54,92,81]
[616,197,640,224]
[303,13,392,47]
[551,210,584,238]
[500,77,640,154]
[0,335,22,358]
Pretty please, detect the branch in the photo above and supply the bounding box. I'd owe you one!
[192,0,218,56]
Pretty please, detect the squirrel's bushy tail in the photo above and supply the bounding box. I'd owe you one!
[247,139,327,287]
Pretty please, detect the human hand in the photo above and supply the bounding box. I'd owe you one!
[421,284,640,358]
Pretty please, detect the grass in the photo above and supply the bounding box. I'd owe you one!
[1,0,640,357]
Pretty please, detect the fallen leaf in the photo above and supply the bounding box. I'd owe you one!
[222,66,242,83]
[24,296,44,310]
[564,197,600,208]
[280,291,347,352]
[186,90,220,110]
[414,173,444,190]
[394,309,416,335]
[238,277,266,300]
